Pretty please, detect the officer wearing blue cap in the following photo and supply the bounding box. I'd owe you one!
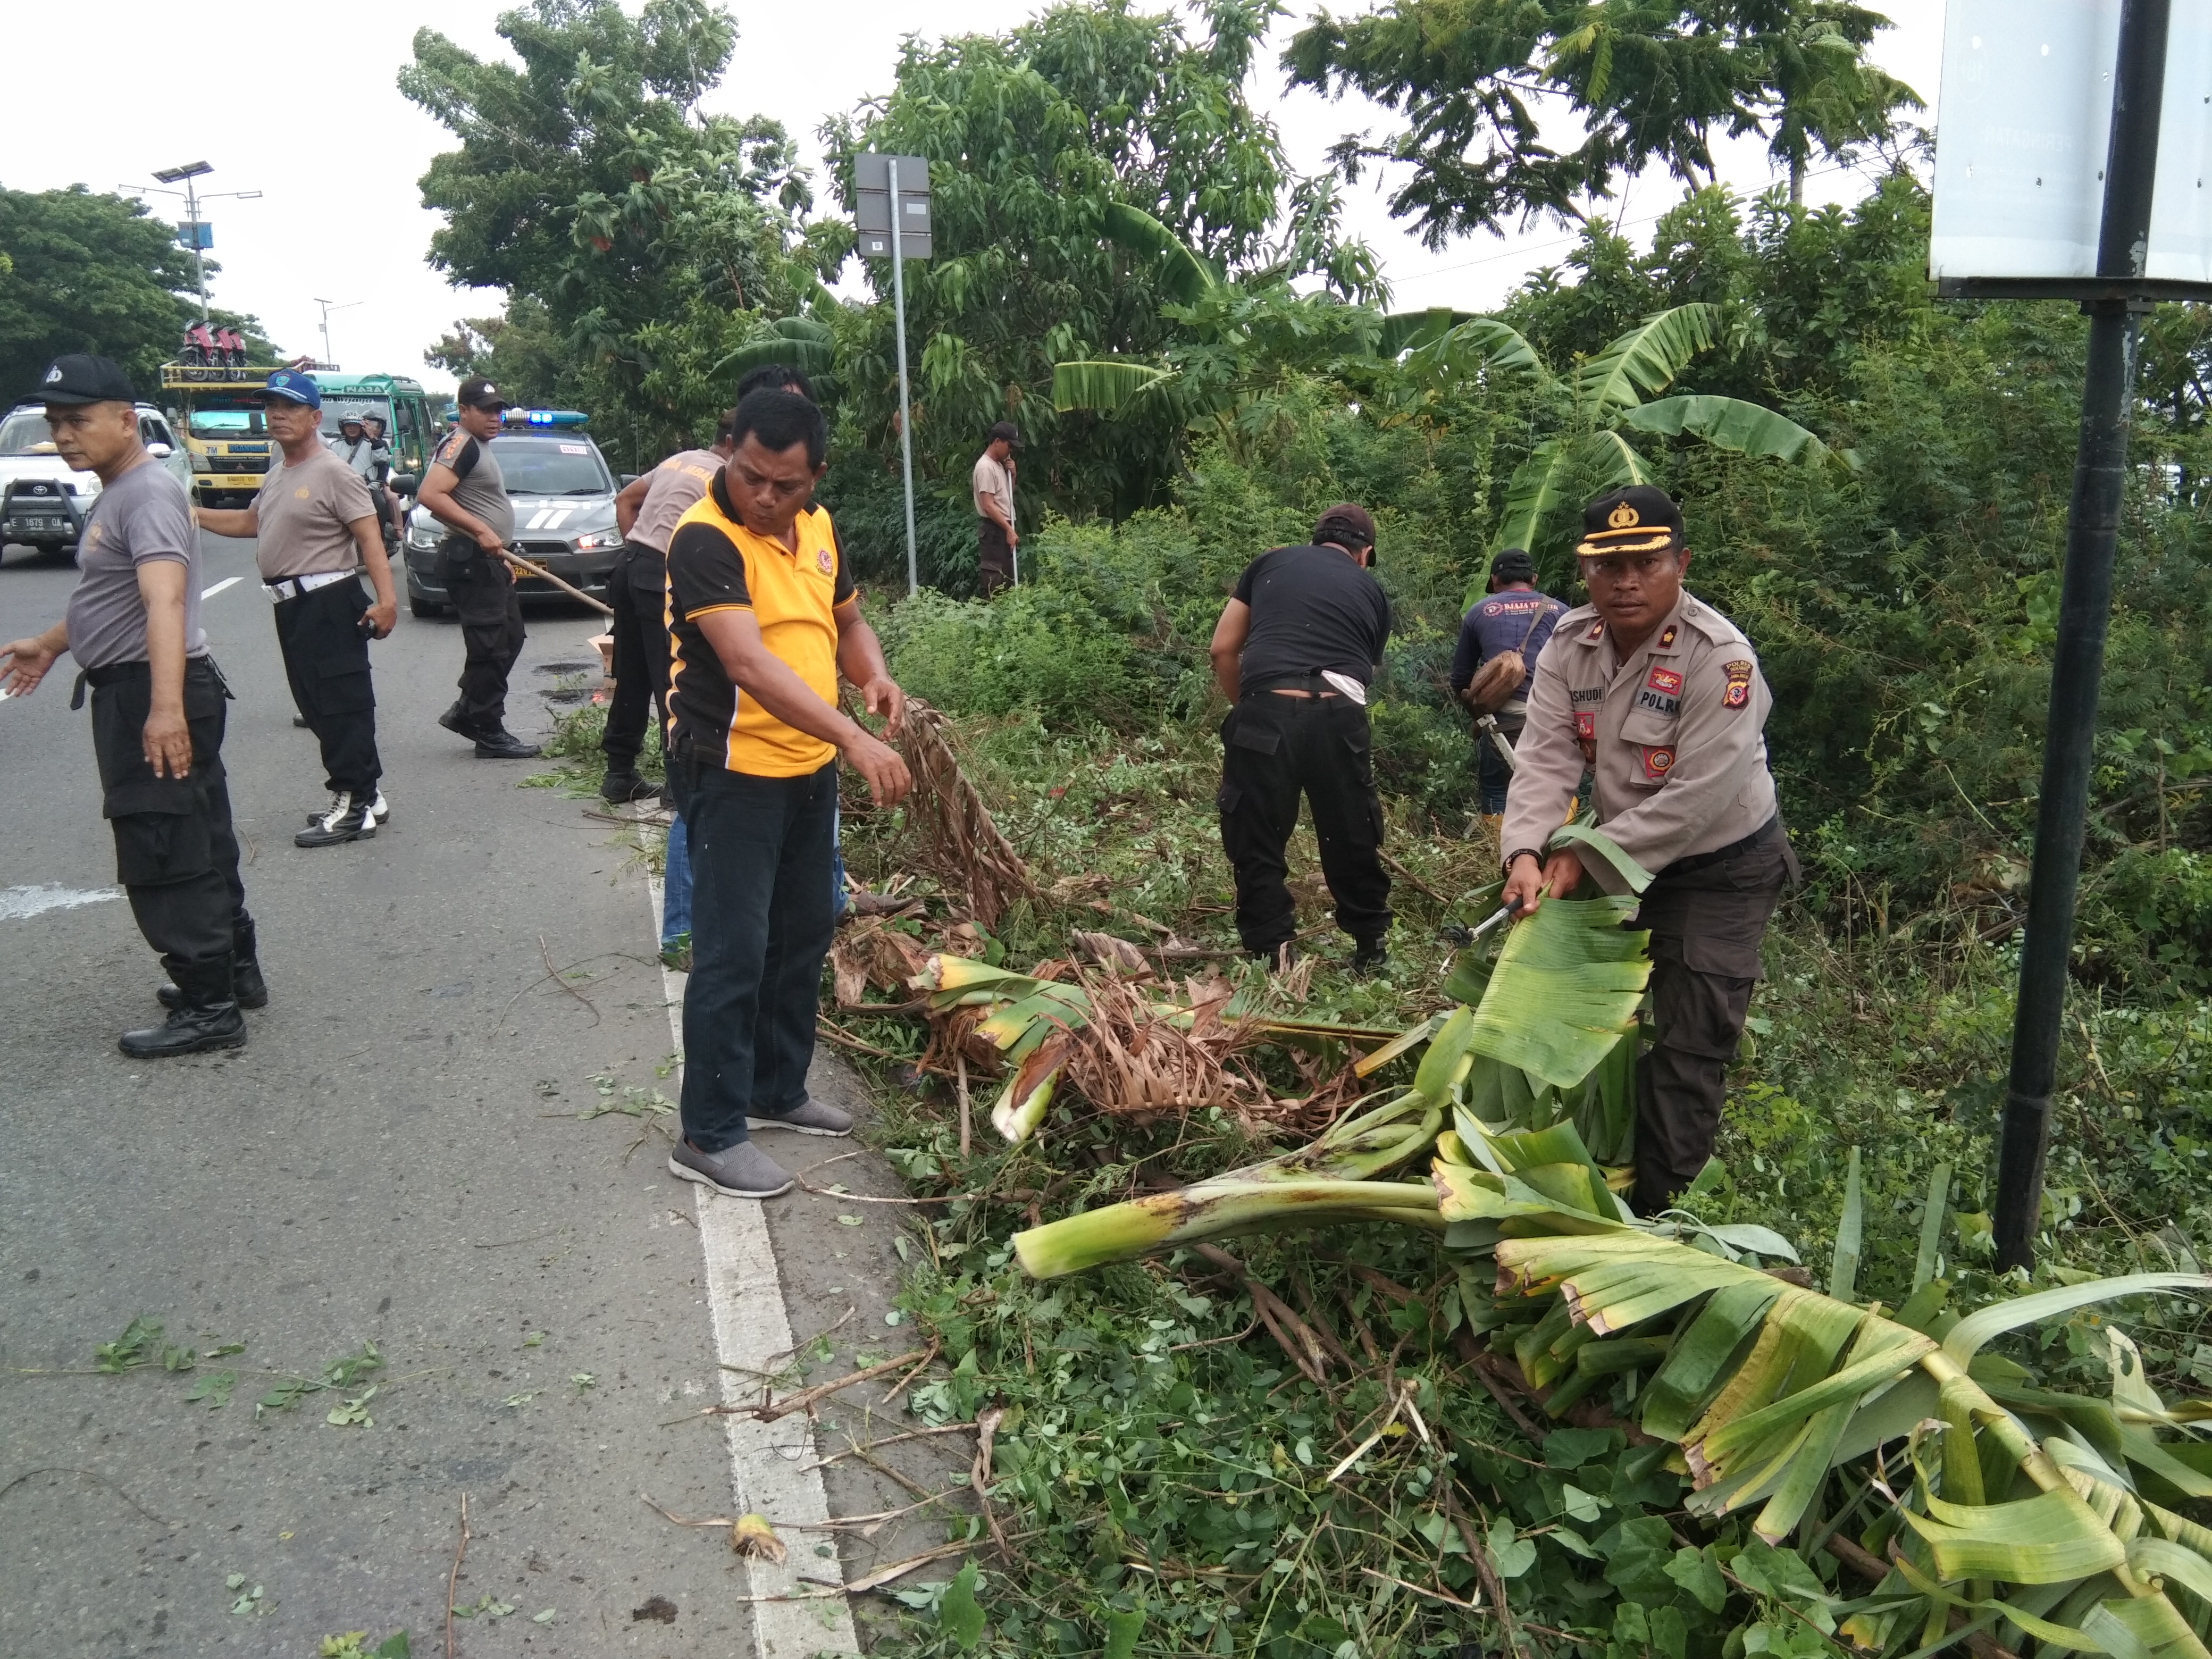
[0,354,262,1055]
[198,368,397,847]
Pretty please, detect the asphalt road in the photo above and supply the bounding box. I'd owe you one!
[0,533,949,1655]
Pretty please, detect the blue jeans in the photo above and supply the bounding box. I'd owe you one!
[1477,718,1520,815]
[661,811,692,949]
[678,760,839,1152]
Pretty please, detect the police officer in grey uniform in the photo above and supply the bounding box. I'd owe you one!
[1501,485,1794,1213]
[0,355,263,1055]
[416,377,538,759]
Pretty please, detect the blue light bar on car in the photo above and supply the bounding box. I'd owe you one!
[511,409,589,427]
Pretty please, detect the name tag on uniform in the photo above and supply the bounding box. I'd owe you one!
[1635,664,1682,717]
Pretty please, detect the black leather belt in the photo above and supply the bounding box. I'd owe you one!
[1664,815,1781,877]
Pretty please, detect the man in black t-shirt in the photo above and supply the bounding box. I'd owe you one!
[1206,504,1394,970]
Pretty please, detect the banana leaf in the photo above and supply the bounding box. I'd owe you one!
[1465,895,1652,1088]
[1620,393,1837,466]
[1052,358,1177,416]
[1577,304,1720,418]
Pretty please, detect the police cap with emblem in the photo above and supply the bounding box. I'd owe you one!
[38,354,138,407]
[1576,483,1683,557]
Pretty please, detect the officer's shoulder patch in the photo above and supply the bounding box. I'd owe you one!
[1722,658,1754,709]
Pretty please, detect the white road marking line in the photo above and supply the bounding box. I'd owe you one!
[650,874,860,1656]
[2,883,124,920]
[0,883,122,921]
[200,576,241,599]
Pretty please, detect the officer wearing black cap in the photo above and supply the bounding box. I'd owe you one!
[1207,503,1393,970]
[0,355,263,1055]
[1501,484,1795,1212]
[1449,547,1568,831]
[416,376,538,758]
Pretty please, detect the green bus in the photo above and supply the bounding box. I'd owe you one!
[310,372,436,481]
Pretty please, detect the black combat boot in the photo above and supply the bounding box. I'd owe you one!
[160,919,267,1011]
[124,958,247,1058]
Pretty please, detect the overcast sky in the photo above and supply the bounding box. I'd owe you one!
[9,1,1947,395]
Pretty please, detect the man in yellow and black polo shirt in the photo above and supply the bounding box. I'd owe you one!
[662,388,912,1200]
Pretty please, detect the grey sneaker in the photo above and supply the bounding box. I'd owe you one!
[748,1096,854,1138]
[668,1138,793,1199]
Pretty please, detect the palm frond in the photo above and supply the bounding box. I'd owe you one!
[1577,303,1720,417]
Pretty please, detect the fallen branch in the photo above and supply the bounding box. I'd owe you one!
[755,1343,937,1422]
[971,1404,1011,1562]
[800,1421,978,1473]
[1188,1244,1332,1385]
[539,933,601,1024]
[446,1492,471,1659]
[848,1539,980,1594]
[1361,1565,1480,1611]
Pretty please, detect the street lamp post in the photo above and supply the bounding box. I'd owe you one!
[143,162,262,322]
[313,298,363,370]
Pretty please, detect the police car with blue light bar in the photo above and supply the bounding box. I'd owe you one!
[400,410,640,617]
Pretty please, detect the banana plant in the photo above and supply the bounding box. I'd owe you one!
[1013,880,1656,1276]
[1400,302,1847,590]
[1442,1119,2212,1659]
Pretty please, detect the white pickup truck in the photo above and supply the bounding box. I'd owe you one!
[0,401,193,565]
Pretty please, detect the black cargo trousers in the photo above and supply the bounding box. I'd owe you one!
[441,537,525,734]
[272,575,381,795]
[1628,818,1796,1214]
[601,542,672,774]
[1217,686,1392,957]
[83,657,250,973]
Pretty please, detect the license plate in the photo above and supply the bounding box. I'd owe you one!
[12,517,63,531]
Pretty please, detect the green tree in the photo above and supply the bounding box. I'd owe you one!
[1283,1,1918,245]
[823,0,1381,521]
[0,186,202,397]
[401,0,831,449]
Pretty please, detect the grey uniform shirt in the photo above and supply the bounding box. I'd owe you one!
[1502,591,1777,888]
[256,447,376,580]
[429,429,514,545]
[64,456,204,670]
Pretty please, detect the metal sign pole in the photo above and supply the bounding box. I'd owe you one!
[1992,0,2172,1271]
[890,157,919,599]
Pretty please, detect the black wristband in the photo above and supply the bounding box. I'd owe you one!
[1503,848,1542,875]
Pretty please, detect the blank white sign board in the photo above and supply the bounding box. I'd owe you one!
[1931,0,2212,284]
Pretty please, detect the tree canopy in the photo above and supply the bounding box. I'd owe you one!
[0,185,276,401]
[1283,0,1919,244]
[401,0,834,449]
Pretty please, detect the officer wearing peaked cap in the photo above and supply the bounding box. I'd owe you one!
[1500,484,1796,1215]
